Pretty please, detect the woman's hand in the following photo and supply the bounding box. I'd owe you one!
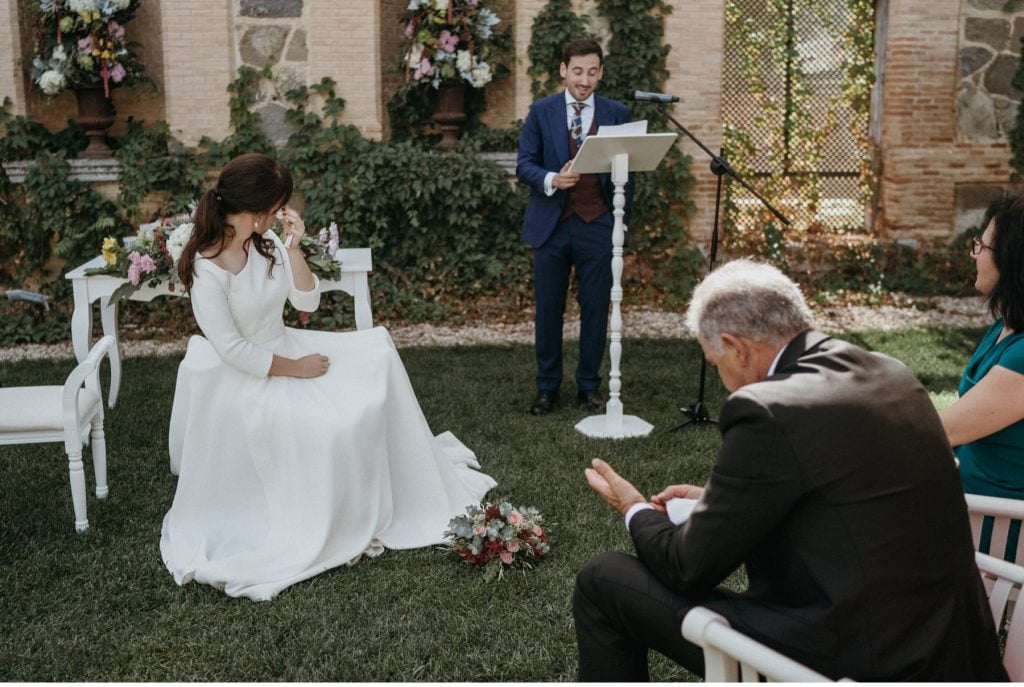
[269,353,330,378]
[276,206,306,250]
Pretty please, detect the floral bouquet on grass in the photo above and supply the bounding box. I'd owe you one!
[84,213,193,306]
[445,501,550,580]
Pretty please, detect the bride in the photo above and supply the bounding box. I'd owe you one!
[160,153,496,600]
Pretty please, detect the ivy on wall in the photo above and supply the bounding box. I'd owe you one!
[526,0,594,99]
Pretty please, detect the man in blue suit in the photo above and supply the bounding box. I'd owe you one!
[517,39,633,416]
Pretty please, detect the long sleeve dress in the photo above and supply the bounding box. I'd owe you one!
[160,232,496,600]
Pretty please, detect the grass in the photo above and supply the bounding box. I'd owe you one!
[0,327,985,681]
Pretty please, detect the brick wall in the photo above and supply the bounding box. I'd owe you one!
[877,0,1018,240]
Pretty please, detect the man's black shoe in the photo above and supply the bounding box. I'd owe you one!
[529,390,558,415]
[577,389,605,413]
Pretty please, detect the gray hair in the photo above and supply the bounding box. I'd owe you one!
[685,259,812,354]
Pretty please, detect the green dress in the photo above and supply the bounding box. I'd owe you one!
[956,319,1024,560]
[956,319,1024,499]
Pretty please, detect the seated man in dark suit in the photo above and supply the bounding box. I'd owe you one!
[574,259,1007,681]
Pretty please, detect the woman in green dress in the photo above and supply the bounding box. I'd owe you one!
[940,195,1024,558]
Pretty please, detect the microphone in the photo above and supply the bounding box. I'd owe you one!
[627,89,679,104]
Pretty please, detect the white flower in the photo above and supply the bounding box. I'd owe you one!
[68,0,98,13]
[456,49,472,74]
[468,61,492,88]
[167,222,194,265]
[114,0,130,8]
[476,8,499,39]
[433,0,447,10]
[38,69,66,95]
[51,44,67,62]
[406,0,428,9]
[407,42,423,67]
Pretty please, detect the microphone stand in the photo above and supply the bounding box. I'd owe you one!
[654,104,791,434]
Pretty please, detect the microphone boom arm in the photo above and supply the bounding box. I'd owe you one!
[655,105,790,226]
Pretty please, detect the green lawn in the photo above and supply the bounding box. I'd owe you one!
[0,328,984,681]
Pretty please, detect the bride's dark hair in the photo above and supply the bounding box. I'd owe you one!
[178,152,293,292]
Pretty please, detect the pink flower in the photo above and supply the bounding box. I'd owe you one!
[404,21,415,39]
[506,539,521,553]
[138,254,156,273]
[108,20,125,39]
[439,29,458,53]
[500,550,514,565]
[127,263,140,286]
[507,511,523,525]
[128,250,141,265]
[328,221,339,244]
[77,36,92,52]
[472,525,485,536]
[413,57,433,80]
[467,0,479,5]
[533,525,543,536]
[109,63,126,83]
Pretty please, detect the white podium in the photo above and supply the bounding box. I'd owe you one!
[569,132,678,439]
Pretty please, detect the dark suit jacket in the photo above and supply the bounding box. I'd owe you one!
[629,331,1007,681]
[516,91,633,248]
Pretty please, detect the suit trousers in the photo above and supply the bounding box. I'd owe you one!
[532,212,613,393]
[573,552,709,681]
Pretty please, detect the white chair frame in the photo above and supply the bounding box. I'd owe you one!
[965,493,1024,566]
[681,606,835,682]
[976,551,1024,680]
[0,335,113,531]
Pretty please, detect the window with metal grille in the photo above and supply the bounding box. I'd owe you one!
[722,0,874,237]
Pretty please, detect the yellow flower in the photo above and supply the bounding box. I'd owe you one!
[101,237,118,266]
[92,10,100,20]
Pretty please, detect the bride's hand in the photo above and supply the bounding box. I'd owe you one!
[294,353,330,378]
[276,206,306,249]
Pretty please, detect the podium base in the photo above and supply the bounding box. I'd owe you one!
[575,413,654,439]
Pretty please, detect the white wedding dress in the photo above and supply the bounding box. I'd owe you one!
[160,232,495,600]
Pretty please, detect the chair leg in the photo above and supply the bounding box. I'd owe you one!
[67,448,89,532]
[91,420,108,499]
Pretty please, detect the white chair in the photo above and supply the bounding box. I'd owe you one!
[965,494,1024,566]
[681,606,835,682]
[0,335,113,532]
[975,551,1024,680]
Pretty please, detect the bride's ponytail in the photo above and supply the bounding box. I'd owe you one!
[178,187,227,292]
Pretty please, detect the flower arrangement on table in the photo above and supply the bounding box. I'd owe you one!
[28,0,147,98]
[85,216,343,307]
[445,501,550,580]
[401,0,505,89]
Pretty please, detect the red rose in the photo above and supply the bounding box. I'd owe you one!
[485,505,501,519]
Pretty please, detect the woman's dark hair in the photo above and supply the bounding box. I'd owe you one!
[982,193,1024,331]
[562,38,603,67]
[178,152,293,292]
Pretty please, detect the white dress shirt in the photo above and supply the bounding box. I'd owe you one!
[542,91,597,196]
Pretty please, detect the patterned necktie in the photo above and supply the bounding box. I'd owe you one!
[570,101,586,146]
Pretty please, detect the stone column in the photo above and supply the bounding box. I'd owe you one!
[513,0,548,121]
[308,0,382,140]
[0,0,26,116]
[160,0,234,145]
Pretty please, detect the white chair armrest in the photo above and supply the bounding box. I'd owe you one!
[966,494,1024,520]
[62,335,113,447]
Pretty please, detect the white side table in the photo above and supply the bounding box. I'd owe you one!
[65,248,373,408]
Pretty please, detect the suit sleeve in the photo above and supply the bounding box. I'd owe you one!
[517,101,553,194]
[628,392,805,595]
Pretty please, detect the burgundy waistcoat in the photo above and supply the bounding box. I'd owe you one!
[561,116,609,223]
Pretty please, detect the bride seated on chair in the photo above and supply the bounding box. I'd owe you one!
[160,152,496,601]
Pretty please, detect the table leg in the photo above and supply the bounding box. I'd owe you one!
[353,274,373,330]
[99,297,122,408]
[71,281,93,362]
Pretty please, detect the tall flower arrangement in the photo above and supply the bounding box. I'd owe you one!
[402,0,504,89]
[28,0,147,98]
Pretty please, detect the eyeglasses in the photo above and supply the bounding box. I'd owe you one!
[968,237,995,256]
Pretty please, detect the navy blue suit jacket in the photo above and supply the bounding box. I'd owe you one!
[516,91,634,248]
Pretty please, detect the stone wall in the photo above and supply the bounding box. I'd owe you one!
[956,0,1024,142]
